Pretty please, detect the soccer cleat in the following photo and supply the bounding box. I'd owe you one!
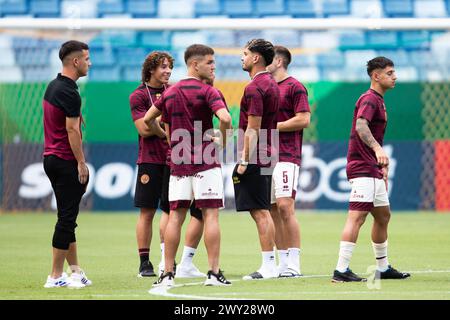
[332,269,367,283]
[279,268,303,278]
[204,270,232,286]
[176,263,206,278]
[138,260,156,277]
[43,273,69,288]
[242,268,278,280]
[376,266,411,280]
[152,272,175,287]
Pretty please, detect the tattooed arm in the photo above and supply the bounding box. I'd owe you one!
[355,118,389,167]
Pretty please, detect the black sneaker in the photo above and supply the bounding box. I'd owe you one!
[376,266,411,279]
[138,261,156,277]
[204,270,232,286]
[152,272,175,287]
[332,269,367,283]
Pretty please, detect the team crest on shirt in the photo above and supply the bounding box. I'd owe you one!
[140,174,150,184]
[156,93,161,99]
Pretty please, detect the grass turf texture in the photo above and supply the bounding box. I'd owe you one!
[0,211,449,300]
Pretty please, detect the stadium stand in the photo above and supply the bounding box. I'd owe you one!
[1,0,450,81]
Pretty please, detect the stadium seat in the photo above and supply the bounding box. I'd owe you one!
[290,67,320,82]
[194,0,222,17]
[447,0,450,15]
[399,31,430,49]
[286,0,316,17]
[254,0,285,16]
[0,66,22,82]
[97,0,124,16]
[223,0,253,17]
[236,30,263,47]
[345,49,378,68]
[122,66,142,82]
[60,0,98,18]
[317,51,345,68]
[29,0,60,17]
[382,0,414,17]
[350,0,382,18]
[302,32,338,49]
[339,31,367,50]
[126,0,157,18]
[16,48,50,67]
[157,0,195,18]
[89,66,121,81]
[0,48,16,67]
[90,49,116,67]
[23,67,53,82]
[376,49,409,67]
[409,50,438,68]
[115,47,147,67]
[139,31,172,49]
[290,54,317,68]
[366,31,398,49]
[11,37,41,50]
[261,30,300,47]
[203,30,235,47]
[0,0,27,16]
[395,66,418,81]
[322,0,350,17]
[414,0,447,17]
[171,31,207,49]
[89,31,138,48]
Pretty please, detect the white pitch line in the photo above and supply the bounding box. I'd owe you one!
[147,269,450,300]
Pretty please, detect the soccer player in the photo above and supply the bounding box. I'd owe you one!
[233,39,280,280]
[144,44,232,287]
[332,57,411,282]
[42,40,92,288]
[266,46,310,277]
[129,51,205,278]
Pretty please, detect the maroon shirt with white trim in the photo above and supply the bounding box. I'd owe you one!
[238,72,280,167]
[346,89,387,180]
[43,73,81,161]
[156,78,227,176]
[129,84,169,164]
[277,76,310,166]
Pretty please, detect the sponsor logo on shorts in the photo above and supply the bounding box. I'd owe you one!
[140,174,150,184]
[202,188,219,197]
[283,185,289,191]
[351,190,364,199]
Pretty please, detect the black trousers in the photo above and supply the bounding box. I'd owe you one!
[43,155,88,250]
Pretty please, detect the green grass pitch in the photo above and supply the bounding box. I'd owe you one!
[0,211,449,300]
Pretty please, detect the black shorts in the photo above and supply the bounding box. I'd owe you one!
[161,165,203,220]
[43,155,88,225]
[232,164,272,212]
[136,164,202,220]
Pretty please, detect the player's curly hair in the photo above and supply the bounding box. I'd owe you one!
[141,51,174,83]
[245,39,275,66]
[367,56,394,76]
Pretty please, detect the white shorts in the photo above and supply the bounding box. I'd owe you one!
[271,162,300,204]
[349,177,390,211]
[169,167,224,210]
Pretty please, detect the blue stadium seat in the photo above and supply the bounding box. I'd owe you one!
[317,51,345,68]
[90,49,116,67]
[366,31,398,49]
[122,66,142,82]
[12,37,41,50]
[126,0,157,18]
[0,0,28,16]
[254,0,285,16]
[290,54,317,68]
[409,50,438,68]
[382,0,414,17]
[447,0,450,15]
[322,0,350,16]
[236,31,263,47]
[223,0,253,17]
[399,31,430,49]
[23,67,53,82]
[139,31,172,49]
[414,0,447,18]
[376,50,409,67]
[339,31,366,50]
[89,66,121,81]
[16,49,50,67]
[29,0,60,17]
[115,47,148,67]
[204,30,235,47]
[97,0,124,17]
[286,0,316,17]
[89,31,138,48]
[194,0,222,16]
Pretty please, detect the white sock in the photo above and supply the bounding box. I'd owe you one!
[277,250,288,270]
[261,251,276,271]
[336,241,356,273]
[372,240,389,272]
[287,248,301,273]
[180,246,196,266]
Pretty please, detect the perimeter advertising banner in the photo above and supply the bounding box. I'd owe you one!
[1,141,424,211]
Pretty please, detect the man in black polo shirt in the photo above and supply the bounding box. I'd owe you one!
[42,40,92,289]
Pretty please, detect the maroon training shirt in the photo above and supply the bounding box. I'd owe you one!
[156,78,227,176]
[346,88,387,180]
[277,76,310,166]
[43,73,82,161]
[129,84,169,165]
[238,71,280,167]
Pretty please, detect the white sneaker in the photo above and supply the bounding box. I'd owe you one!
[204,270,232,286]
[43,273,69,288]
[242,267,278,280]
[279,268,303,278]
[68,269,92,288]
[176,263,206,278]
[152,272,175,287]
